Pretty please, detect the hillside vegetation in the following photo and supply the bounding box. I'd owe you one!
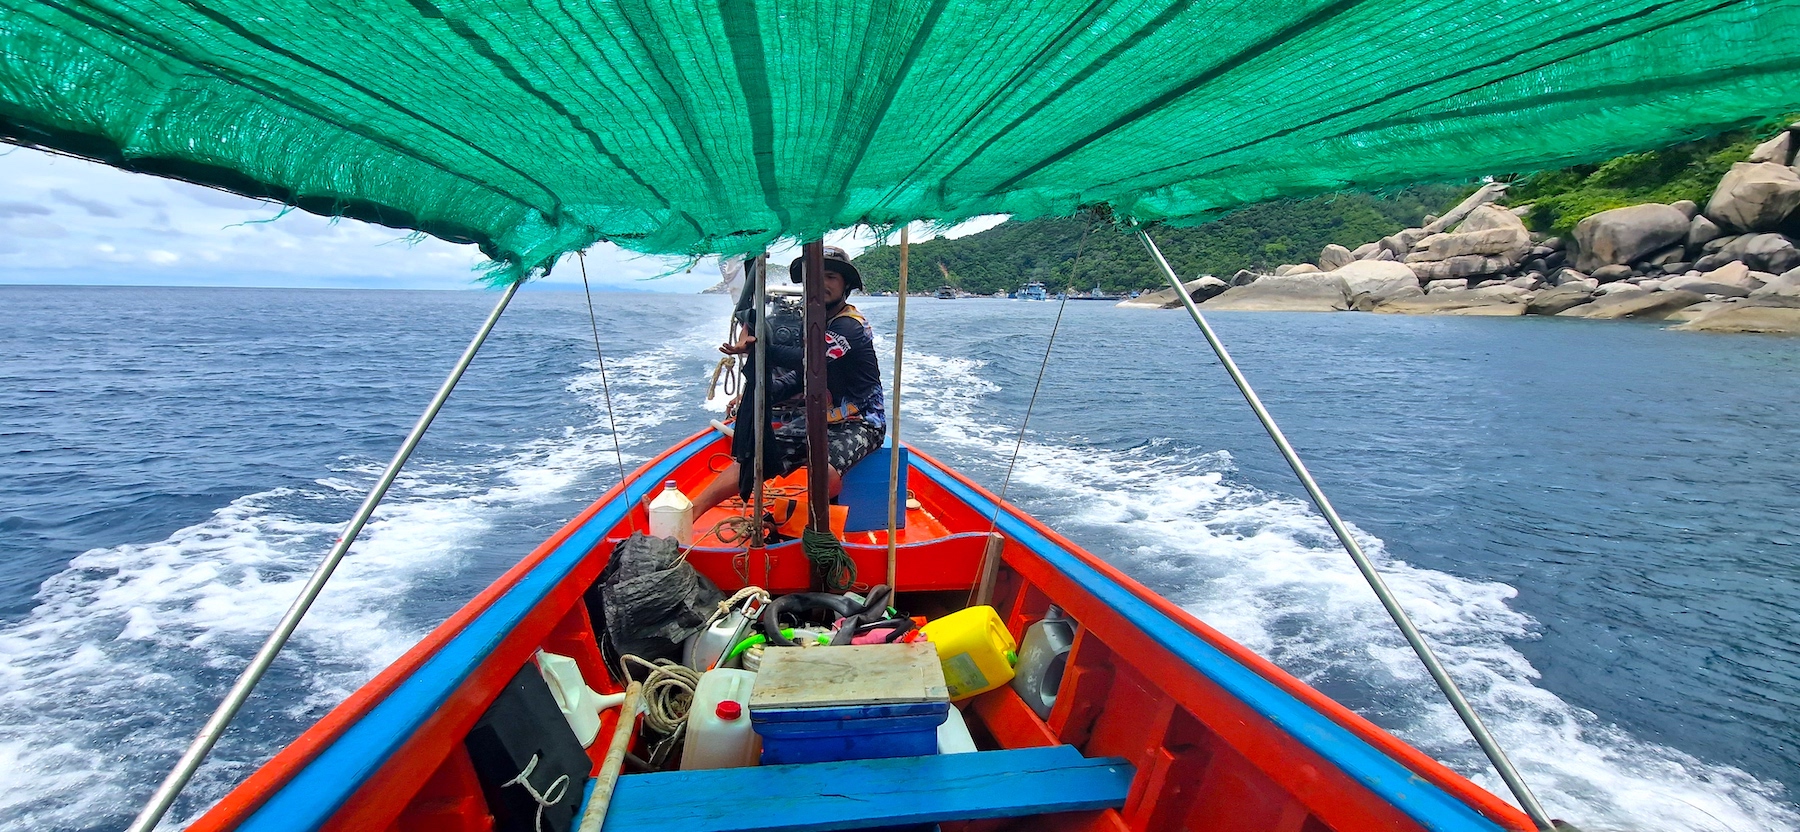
[851,116,1799,296]
[852,187,1468,295]
[1509,117,1796,236]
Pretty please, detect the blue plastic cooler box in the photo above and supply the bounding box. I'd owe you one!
[747,642,950,765]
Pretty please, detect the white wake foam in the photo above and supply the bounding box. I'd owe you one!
[899,348,1798,832]
[0,320,725,830]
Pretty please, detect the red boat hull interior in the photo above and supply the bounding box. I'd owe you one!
[189,429,1532,832]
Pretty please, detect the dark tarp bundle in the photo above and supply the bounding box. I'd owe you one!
[4,0,1800,279]
[586,532,723,668]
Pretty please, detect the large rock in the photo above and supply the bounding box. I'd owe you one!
[1665,300,1734,323]
[1671,200,1700,219]
[1425,278,1469,293]
[1411,254,1518,281]
[1590,264,1635,283]
[1273,263,1321,277]
[1677,214,1720,253]
[1351,242,1382,260]
[1319,244,1355,271]
[1673,304,1800,334]
[1705,162,1800,232]
[1567,289,1706,320]
[1526,284,1595,315]
[1406,227,1532,261]
[1572,203,1691,272]
[1201,275,1351,312]
[1331,260,1421,301]
[1751,267,1800,297]
[1230,269,1259,286]
[1714,233,1800,274]
[1380,228,1429,256]
[1660,275,1750,297]
[1698,261,1757,290]
[1186,276,1229,303]
[1374,292,1526,316]
[1117,277,1226,308]
[1747,131,1794,165]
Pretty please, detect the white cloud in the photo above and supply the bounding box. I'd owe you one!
[0,145,1007,292]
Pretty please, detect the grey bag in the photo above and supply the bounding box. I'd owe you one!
[586,532,723,667]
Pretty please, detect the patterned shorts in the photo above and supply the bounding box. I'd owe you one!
[769,418,884,477]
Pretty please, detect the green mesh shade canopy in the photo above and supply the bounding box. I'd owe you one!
[4,0,1799,279]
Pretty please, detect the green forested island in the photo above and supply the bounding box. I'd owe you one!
[851,118,1791,297]
[851,187,1468,295]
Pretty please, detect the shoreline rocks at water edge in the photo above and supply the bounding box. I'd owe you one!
[1123,123,1800,335]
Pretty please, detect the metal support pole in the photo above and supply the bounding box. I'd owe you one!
[886,226,910,587]
[751,254,769,549]
[801,241,831,533]
[1136,230,1553,832]
[127,279,521,832]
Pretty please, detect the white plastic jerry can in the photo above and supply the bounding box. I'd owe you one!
[647,479,694,546]
[680,668,760,769]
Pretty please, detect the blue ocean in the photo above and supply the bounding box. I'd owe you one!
[1,285,1796,831]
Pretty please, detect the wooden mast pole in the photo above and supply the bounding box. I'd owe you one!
[801,240,831,533]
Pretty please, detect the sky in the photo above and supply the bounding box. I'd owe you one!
[0,145,1007,293]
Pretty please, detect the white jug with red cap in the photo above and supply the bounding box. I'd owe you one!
[680,668,759,769]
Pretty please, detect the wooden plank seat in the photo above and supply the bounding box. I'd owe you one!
[595,744,1133,831]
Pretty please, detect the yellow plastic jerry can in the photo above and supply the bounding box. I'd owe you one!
[920,605,1018,700]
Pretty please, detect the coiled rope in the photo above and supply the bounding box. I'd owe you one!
[618,654,700,739]
[803,527,856,592]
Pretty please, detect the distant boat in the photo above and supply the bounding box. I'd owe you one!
[1019,282,1048,301]
[935,286,956,299]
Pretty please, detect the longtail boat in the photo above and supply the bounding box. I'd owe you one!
[7,1,1799,830]
[183,426,1535,832]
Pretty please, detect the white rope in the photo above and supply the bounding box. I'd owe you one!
[618,654,700,738]
[705,586,769,629]
[502,753,571,832]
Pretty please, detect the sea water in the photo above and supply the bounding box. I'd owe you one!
[1,285,1796,831]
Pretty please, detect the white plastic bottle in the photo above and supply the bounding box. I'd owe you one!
[647,480,694,546]
[681,668,760,769]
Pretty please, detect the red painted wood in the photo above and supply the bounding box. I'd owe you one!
[388,746,492,832]
[913,447,1534,832]
[195,431,1530,832]
[189,433,708,831]
[966,685,1059,749]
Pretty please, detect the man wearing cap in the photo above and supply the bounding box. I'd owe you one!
[687,245,885,518]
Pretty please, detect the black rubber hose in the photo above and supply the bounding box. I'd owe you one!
[761,592,862,646]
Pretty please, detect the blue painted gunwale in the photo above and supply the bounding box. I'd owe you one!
[909,453,1511,832]
[234,429,720,832]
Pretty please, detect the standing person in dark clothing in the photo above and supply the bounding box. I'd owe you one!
[686,245,885,517]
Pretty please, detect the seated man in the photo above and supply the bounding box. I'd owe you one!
[688,246,885,519]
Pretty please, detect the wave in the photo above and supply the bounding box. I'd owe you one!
[0,319,725,831]
[899,348,1799,832]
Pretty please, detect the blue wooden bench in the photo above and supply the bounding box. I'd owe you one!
[593,744,1133,831]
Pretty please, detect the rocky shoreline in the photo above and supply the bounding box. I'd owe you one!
[1124,124,1800,335]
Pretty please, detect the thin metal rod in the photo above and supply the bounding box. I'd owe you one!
[1135,230,1553,831]
[886,226,910,587]
[128,279,521,832]
[577,252,629,488]
[752,254,768,548]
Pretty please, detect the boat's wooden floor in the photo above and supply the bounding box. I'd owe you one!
[690,466,957,549]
